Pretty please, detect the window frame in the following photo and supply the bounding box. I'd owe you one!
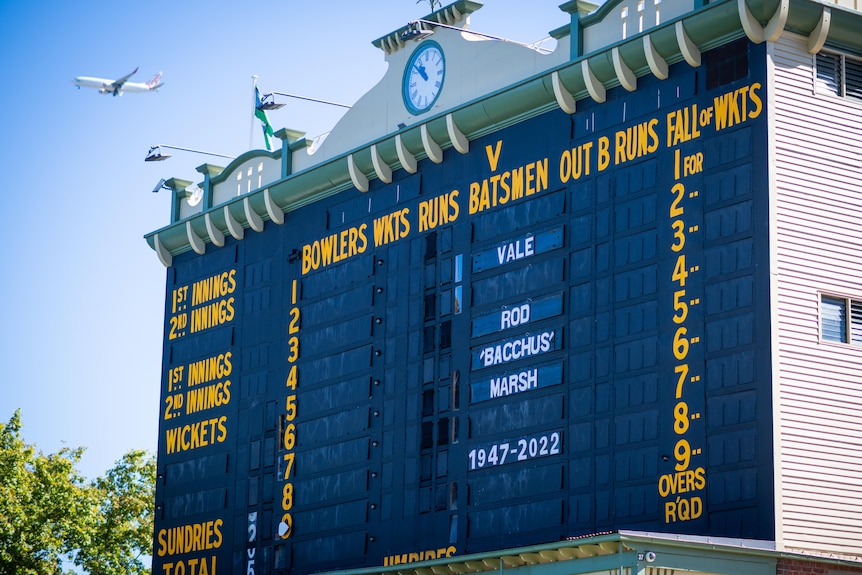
[820,293,862,347]
[814,48,862,103]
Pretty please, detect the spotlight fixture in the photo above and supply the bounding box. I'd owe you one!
[257,92,350,111]
[152,178,170,193]
[400,19,552,53]
[400,21,435,41]
[145,144,233,162]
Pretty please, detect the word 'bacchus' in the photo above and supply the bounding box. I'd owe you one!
[480,330,555,367]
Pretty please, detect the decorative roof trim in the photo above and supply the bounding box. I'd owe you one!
[144,0,862,266]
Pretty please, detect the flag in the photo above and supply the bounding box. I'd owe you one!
[255,84,274,151]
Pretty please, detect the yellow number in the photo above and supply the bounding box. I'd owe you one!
[168,316,179,340]
[673,327,689,360]
[286,395,297,421]
[671,219,685,252]
[283,453,295,480]
[673,289,688,324]
[287,336,299,363]
[286,365,297,390]
[670,182,685,217]
[672,254,688,287]
[288,307,301,334]
[674,401,690,434]
[674,438,691,471]
[674,364,689,399]
[282,482,294,510]
[163,394,184,420]
[280,512,293,539]
[283,423,296,450]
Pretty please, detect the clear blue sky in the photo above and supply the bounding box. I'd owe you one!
[0,0,569,480]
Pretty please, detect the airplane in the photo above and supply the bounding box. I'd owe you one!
[72,67,163,96]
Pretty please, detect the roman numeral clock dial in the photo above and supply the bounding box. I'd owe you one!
[403,41,445,115]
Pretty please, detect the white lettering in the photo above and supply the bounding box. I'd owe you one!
[501,303,531,329]
[496,236,535,265]
[489,369,539,398]
[480,331,555,367]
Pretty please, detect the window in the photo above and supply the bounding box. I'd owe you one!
[815,50,862,102]
[621,6,628,39]
[706,37,749,90]
[637,1,644,33]
[821,294,862,345]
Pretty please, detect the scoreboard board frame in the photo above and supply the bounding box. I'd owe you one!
[152,33,774,575]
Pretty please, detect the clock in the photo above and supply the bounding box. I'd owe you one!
[403,41,445,115]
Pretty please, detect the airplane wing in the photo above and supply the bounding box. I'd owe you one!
[108,67,139,95]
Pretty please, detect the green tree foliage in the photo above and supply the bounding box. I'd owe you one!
[417,0,442,12]
[73,450,155,575]
[0,411,155,575]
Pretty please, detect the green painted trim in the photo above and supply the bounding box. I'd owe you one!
[549,24,570,40]
[511,553,640,575]
[617,531,862,569]
[322,533,626,575]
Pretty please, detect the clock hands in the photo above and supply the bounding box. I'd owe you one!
[405,44,443,113]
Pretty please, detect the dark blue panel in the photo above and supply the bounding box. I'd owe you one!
[467,498,563,538]
[471,259,565,307]
[295,499,368,532]
[293,532,367,569]
[301,317,373,356]
[302,407,369,443]
[468,395,564,437]
[301,346,373,385]
[468,464,564,505]
[164,487,226,519]
[472,191,565,242]
[300,437,370,475]
[165,452,229,484]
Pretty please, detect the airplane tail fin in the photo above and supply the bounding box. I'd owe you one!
[147,72,163,90]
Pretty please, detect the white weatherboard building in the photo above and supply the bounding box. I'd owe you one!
[147,1,862,574]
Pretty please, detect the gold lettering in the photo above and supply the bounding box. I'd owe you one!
[384,546,458,567]
[165,416,228,455]
[485,140,503,171]
[300,224,368,275]
[597,136,610,171]
[156,518,224,557]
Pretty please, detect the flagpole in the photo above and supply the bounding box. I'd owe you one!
[251,75,258,150]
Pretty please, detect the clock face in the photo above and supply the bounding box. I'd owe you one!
[403,41,445,115]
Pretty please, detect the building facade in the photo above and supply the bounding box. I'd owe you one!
[145,1,862,574]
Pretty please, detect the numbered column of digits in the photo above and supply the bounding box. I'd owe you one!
[281,279,300,539]
[660,178,706,524]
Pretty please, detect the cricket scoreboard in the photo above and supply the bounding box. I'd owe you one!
[153,38,774,575]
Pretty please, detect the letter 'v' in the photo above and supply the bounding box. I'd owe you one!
[485,140,503,172]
